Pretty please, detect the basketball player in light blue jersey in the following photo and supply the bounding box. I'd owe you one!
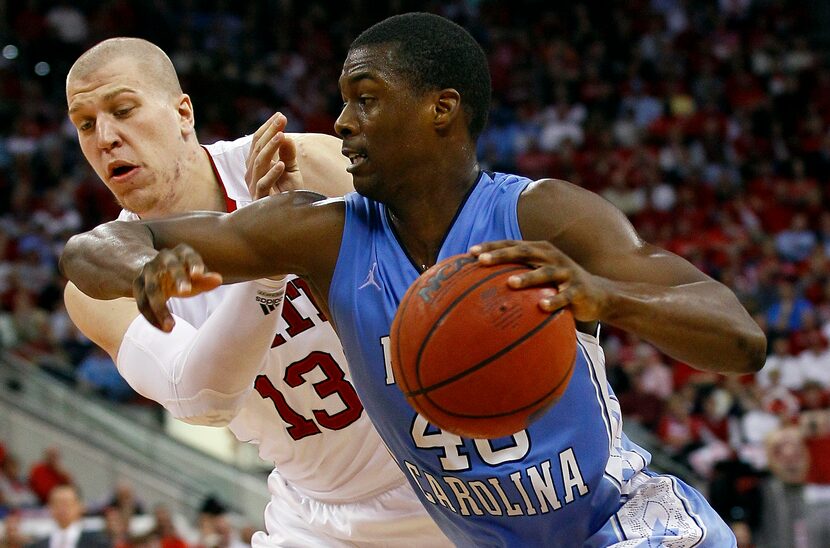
[62,12,766,547]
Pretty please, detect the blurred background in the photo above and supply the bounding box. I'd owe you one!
[1,0,830,546]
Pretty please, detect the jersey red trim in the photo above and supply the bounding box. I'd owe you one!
[202,146,237,213]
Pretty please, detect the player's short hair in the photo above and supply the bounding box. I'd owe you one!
[350,12,491,138]
[67,37,182,98]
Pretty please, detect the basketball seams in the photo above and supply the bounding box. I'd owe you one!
[391,275,414,395]
[392,261,522,395]
[419,344,576,420]
[411,264,529,392]
[408,304,564,396]
[392,254,578,439]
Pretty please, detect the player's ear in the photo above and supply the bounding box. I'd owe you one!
[433,88,461,132]
[177,93,195,136]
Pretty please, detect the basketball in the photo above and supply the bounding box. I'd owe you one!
[390,253,577,439]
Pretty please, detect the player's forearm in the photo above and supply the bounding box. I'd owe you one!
[599,279,766,374]
[176,278,286,398]
[118,279,286,426]
[61,221,157,300]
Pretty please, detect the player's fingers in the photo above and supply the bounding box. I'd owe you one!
[188,273,224,295]
[171,244,208,278]
[270,162,295,193]
[155,249,195,295]
[477,241,563,266]
[538,291,570,314]
[506,265,571,289]
[254,161,286,198]
[247,128,280,178]
[170,244,223,294]
[133,275,174,332]
[246,115,283,184]
[247,117,278,174]
[250,133,286,197]
[272,112,288,133]
[143,274,178,331]
[258,132,284,170]
[469,240,521,256]
[278,134,298,169]
[250,112,285,154]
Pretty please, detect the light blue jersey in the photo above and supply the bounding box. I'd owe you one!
[329,172,736,547]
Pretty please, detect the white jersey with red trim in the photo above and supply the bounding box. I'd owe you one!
[117,135,407,503]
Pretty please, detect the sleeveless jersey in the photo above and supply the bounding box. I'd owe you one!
[118,136,406,502]
[329,171,653,544]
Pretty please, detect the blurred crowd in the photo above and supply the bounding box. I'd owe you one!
[0,444,253,547]
[1,0,829,546]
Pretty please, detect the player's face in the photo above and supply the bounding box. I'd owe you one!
[335,45,435,201]
[67,57,195,216]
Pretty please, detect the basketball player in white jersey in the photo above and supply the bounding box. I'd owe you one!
[63,38,450,547]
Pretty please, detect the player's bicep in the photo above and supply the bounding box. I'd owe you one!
[64,282,140,360]
[520,179,709,286]
[588,242,712,288]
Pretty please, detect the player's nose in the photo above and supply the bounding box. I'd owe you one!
[334,104,357,138]
[96,118,122,151]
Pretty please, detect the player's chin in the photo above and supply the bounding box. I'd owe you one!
[117,188,159,215]
[352,175,383,200]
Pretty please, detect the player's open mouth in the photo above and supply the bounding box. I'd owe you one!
[345,152,367,172]
[108,162,140,181]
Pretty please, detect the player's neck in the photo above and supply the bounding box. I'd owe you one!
[181,146,227,212]
[142,145,226,218]
[387,159,480,271]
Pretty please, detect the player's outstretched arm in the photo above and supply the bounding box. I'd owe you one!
[59,211,225,301]
[473,178,766,374]
[61,190,344,330]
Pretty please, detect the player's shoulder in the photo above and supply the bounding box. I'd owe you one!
[203,134,253,157]
[520,177,583,201]
[203,135,254,202]
[518,178,625,241]
[520,177,618,215]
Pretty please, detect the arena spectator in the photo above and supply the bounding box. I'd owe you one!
[0,455,38,512]
[26,484,111,548]
[0,0,828,539]
[27,447,73,505]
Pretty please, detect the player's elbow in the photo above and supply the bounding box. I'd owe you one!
[59,232,85,279]
[727,324,767,374]
[165,387,250,427]
[741,327,768,374]
[61,227,110,288]
[179,410,239,427]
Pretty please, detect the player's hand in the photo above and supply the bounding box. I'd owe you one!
[470,240,611,322]
[245,112,305,199]
[133,244,223,332]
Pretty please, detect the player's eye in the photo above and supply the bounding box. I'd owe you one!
[114,107,133,117]
[78,120,93,132]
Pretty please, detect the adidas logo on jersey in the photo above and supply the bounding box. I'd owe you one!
[256,295,284,316]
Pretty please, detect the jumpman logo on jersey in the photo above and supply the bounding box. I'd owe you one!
[359,262,382,290]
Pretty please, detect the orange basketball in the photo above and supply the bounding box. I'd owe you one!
[390,253,577,439]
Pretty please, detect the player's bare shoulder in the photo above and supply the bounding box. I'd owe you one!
[517,177,640,262]
[518,178,599,240]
